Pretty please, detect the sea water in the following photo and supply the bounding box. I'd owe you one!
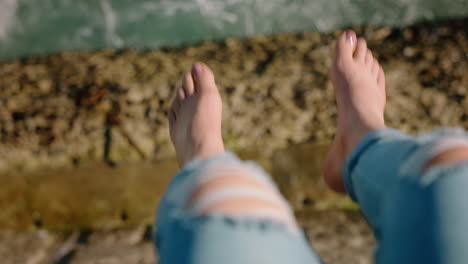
[0,0,467,60]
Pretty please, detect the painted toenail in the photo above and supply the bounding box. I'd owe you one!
[346,30,356,46]
[192,63,203,75]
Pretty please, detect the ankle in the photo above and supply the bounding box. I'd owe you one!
[347,122,385,155]
[331,115,385,162]
[193,140,225,162]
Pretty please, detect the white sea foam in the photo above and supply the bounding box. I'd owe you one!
[101,0,124,47]
[0,0,464,59]
[0,0,18,40]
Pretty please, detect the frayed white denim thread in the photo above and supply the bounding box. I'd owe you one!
[429,137,468,159]
[163,151,300,234]
[187,153,299,233]
[189,186,291,213]
[218,207,300,233]
[399,129,468,186]
[193,161,278,190]
[188,160,292,210]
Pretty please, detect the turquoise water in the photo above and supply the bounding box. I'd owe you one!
[0,0,467,60]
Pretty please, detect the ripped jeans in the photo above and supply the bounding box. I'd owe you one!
[154,128,468,264]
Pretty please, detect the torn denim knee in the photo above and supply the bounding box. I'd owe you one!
[400,128,468,186]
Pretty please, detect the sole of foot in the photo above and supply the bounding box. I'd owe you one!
[168,62,225,167]
[324,30,387,193]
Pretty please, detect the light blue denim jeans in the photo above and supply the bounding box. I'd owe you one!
[155,128,468,264]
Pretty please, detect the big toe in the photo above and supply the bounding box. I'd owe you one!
[334,30,357,63]
[191,62,217,93]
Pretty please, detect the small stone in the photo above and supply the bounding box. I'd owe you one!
[403,46,417,57]
[38,79,53,94]
[127,87,144,103]
[369,27,392,41]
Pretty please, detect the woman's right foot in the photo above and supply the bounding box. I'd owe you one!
[324,30,387,193]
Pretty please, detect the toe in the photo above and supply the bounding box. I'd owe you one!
[353,38,367,62]
[171,88,183,114]
[371,58,379,79]
[169,108,176,124]
[171,95,181,112]
[177,87,186,101]
[191,62,217,94]
[169,96,178,130]
[365,49,373,68]
[334,30,357,63]
[182,72,195,96]
[378,65,386,89]
[168,108,177,142]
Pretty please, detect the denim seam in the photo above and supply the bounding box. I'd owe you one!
[343,134,383,201]
[416,161,468,187]
[163,212,297,236]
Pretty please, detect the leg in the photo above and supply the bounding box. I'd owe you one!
[155,63,321,264]
[325,31,468,263]
[325,30,386,193]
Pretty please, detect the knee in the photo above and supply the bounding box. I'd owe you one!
[185,165,298,230]
[422,138,468,171]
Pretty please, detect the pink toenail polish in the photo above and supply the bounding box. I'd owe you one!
[192,63,203,75]
[346,30,356,46]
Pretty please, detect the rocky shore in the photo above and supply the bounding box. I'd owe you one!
[0,17,466,264]
[0,18,467,175]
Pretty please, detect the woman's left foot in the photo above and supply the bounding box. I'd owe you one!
[169,62,225,167]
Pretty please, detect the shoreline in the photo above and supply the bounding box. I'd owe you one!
[0,18,467,176]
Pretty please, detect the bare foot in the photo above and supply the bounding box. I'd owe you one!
[169,62,225,167]
[324,31,387,192]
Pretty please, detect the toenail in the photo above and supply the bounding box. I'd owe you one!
[346,30,356,46]
[192,63,203,75]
